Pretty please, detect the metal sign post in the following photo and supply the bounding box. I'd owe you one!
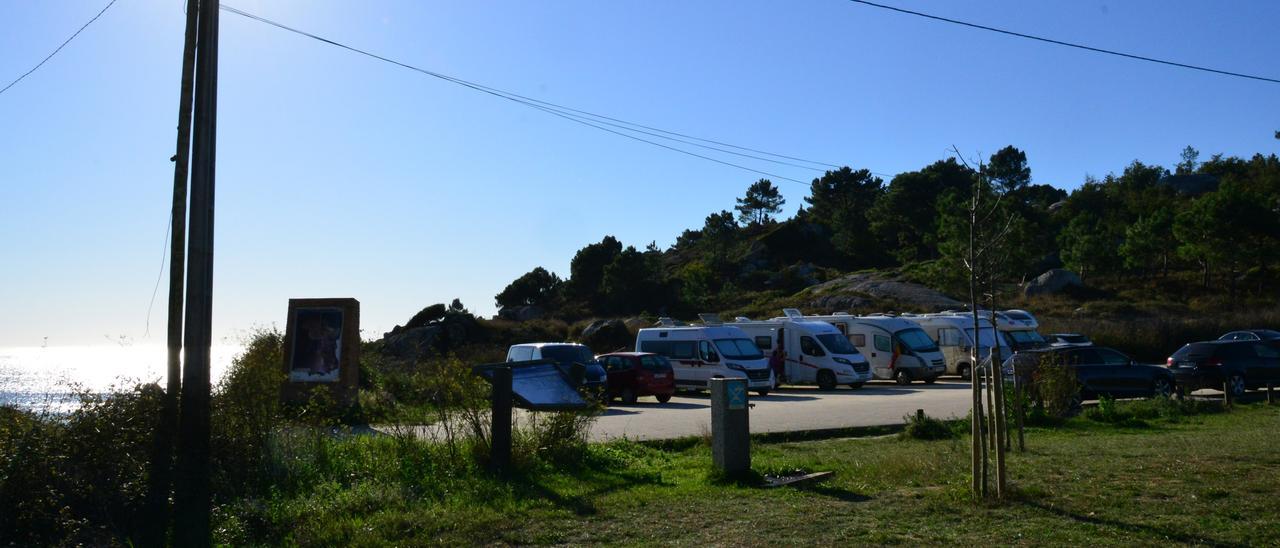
[710,377,750,474]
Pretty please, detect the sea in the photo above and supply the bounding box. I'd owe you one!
[0,345,243,414]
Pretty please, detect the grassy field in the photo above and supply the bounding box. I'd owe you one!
[216,402,1280,546]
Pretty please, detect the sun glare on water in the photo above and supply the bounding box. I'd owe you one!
[0,344,243,413]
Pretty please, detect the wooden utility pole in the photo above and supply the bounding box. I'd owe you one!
[142,0,201,543]
[174,0,218,544]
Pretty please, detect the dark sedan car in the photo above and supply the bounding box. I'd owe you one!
[1217,329,1280,342]
[1004,346,1175,400]
[1167,340,1280,397]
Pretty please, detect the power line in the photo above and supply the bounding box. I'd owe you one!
[0,0,119,96]
[846,0,1280,85]
[219,4,861,185]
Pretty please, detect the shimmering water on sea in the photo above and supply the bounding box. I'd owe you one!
[0,345,242,414]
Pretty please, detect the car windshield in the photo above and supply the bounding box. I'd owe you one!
[714,338,764,360]
[895,328,938,352]
[1005,311,1034,321]
[539,345,594,364]
[816,333,860,355]
[1008,330,1045,343]
[1057,334,1088,343]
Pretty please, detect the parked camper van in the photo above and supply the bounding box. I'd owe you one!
[732,316,872,390]
[993,309,1048,352]
[634,317,774,396]
[783,310,946,385]
[904,314,1011,380]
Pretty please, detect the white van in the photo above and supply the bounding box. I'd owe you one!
[903,313,1011,380]
[782,310,946,385]
[731,316,872,390]
[635,319,774,396]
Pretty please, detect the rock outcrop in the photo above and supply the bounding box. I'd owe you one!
[1023,269,1083,297]
[579,319,633,354]
[497,305,546,322]
[802,272,962,311]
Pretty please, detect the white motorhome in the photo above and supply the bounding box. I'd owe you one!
[731,316,873,390]
[635,317,774,396]
[993,309,1048,352]
[781,310,946,385]
[904,313,1012,380]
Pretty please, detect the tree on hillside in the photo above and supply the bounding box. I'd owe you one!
[735,179,785,225]
[1176,146,1200,175]
[568,236,623,300]
[601,245,668,314]
[1119,208,1175,278]
[804,167,884,265]
[1175,182,1280,292]
[935,188,1035,295]
[987,146,1031,194]
[1058,213,1111,283]
[870,159,974,263]
[495,267,562,309]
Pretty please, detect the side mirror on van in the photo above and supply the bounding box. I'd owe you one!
[706,352,720,363]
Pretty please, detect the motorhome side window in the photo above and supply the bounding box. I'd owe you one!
[874,335,892,352]
[937,328,961,346]
[754,336,773,350]
[699,340,718,361]
[640,340,695,359]
[848,333,866,347]
[800,336,824,356]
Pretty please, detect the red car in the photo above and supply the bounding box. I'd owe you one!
[598,352,676,404]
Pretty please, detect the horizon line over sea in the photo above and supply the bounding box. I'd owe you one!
[0,344,244,413]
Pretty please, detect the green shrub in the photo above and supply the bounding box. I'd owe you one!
[1030,356,1080,419]
[0,383,165,545]
[211,328,286,500]
[901,411,954,440]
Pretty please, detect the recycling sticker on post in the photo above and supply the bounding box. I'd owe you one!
[727,380,747,410]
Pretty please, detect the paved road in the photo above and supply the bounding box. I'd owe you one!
[588,379,975,441]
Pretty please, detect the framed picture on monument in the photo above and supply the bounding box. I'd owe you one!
[282,298,360,404]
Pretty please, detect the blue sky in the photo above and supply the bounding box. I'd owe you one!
[1,0,1277,346]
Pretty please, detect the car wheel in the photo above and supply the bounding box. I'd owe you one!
[656,394,672,404]
[958,364,971,381]
[755,390,769,397]
[621,387,638,404]
[1151,377,1173,398]
[895,370,911,386]
[1228,374,1247,397]
[817,370,837,391]
[848,382,864,390]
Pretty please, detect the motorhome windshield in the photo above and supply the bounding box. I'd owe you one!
[1008,330,1045,344]
[965,327,1006,348]
[895,328,939,352]
[714,338,764,360]
[539,345,594,364]
[816,333,860,355]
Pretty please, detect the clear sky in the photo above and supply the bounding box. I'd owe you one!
[1,0,1277,346]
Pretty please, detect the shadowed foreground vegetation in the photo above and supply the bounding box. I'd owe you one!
[4,328,1277,546]
[226,401,1280,545]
